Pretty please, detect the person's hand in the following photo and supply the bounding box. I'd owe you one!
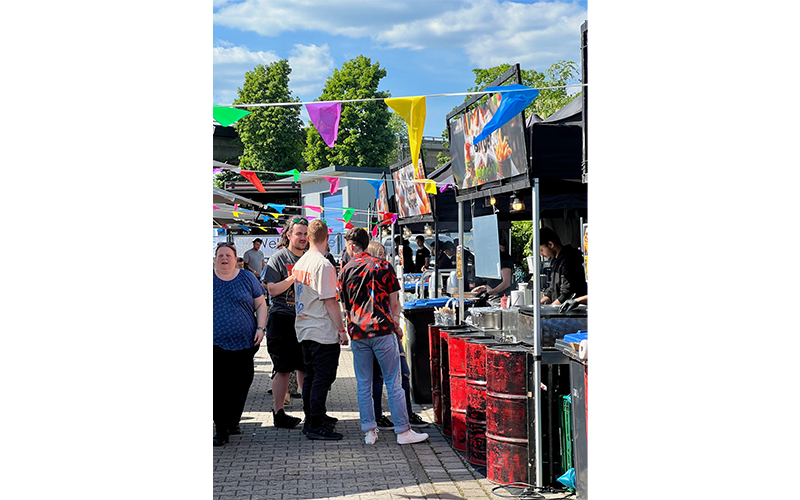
[393,317,404,339]
[286,275,296,284]
[338,330,349,346]
[254,328,265,345]
[540,296,551,305]
[472,285,487,294]
[559,299,579,314]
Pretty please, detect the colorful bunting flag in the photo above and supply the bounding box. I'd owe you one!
[267,203,286,213]
[473,84,539,144]
[213,205,220,210]
[240,170,266,193]
[345,222,354,230]
[343,208,355,223]
[303,205,323,213]
[322,176,340,195]
[372,225,379,238]
[213,106,251,127]
[306,102,342,148]
[385,96,426,177]
[276,169,301,183]
[365,179,385,199]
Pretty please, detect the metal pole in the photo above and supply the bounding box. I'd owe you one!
[532,178,543,488]
[458,200,465,323]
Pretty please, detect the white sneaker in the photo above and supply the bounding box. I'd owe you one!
[397,429,429,444]
[365,428,378,445]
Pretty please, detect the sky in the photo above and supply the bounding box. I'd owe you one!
[213,0,588,136]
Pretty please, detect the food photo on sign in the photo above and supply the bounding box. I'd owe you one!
[448,92,527,190]
[393,159,431,218]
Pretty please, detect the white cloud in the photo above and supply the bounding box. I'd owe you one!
[377,0,586,70]
[213,42,334,104]
[287,44,335,96]
[214,0,586,71]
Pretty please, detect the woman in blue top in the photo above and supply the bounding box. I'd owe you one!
[213,242,268,447]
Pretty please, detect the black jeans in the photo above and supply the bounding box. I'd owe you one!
[301,340,341,428]
[213,344,259,434]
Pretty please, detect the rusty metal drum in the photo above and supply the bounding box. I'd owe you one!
[485,344,531,485]
[464,337,501,466]
[439,326,476,437]
[448,332,486,451]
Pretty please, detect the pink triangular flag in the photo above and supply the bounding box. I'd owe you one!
[306,102,341,148]
[372,225,379,238]
[276,228,282,234]
[322,176,340,195]
[303,205,323,213]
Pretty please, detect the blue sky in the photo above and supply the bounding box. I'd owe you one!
[213,0,588,136]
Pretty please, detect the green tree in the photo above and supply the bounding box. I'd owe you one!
[303,55,394,171]
[386,110,409,165]
[233,60,305,178]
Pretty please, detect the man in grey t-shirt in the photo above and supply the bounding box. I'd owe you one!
[263,219,308,429]
[243,238,265,276]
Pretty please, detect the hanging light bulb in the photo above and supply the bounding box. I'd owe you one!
[487,194,497,206]
[403,226,412,238]
[381,228,389,237]
[424,223,433,236]
[510,192,525,212]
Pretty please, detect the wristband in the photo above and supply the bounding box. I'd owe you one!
[256,327,265,331]
[338,329,346,333]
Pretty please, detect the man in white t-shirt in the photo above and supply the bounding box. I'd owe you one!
[243,238,265,276]
[292,219,348,441]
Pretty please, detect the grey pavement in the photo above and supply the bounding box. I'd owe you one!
[213,344,571,500]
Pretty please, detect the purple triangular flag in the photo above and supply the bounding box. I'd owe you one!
[306,102,341,148]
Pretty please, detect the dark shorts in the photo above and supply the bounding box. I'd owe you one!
[266,312,304,374]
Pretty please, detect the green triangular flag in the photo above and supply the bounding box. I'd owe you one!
[342,208,355,223]
[213,106,250,127]
[276,169,301,183]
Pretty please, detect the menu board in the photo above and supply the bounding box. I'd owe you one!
[449,92,528,189]
[393,159,432,218]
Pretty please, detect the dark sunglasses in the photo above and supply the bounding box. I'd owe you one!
[216,242,235,248]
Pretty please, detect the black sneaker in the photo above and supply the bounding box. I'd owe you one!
[273,409,302,429]
[303,418,334,434]
[213,432,229,447]
[376,415,394,430]
[322,414,339,425]
[408,413,429,428]
[305,426,344,440]
[228,425,242,435]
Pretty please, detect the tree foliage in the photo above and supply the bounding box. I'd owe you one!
[233,60,304,177]
[303,55,395,171]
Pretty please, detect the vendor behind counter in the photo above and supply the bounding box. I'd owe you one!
[539,227,587,305]
[471,235,513,306]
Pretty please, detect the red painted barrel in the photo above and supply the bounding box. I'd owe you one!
[465,338,500,466]
[428,324,442,424]
[439,326,476,438]
[485,344,531,485]
[448,333,485,451]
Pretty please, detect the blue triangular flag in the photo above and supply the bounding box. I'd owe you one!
[365,179,385,198]
[267,203,286,213]
[473,84,539,144]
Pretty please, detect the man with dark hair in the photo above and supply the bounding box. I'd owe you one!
[292,220,348,440]
[414,235,431,273]
[539,226,587,305]
[394,235,414,273]
[435,241,456,270]
[243,238,265,276]
[263,218,308,429]
[339,228,429,445]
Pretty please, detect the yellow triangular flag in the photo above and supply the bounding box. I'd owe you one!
[423,180,437,195]
[385,96,426,177]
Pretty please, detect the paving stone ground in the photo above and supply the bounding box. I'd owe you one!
[213,344,574,500]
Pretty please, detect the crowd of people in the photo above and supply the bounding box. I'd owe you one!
[213,222,587,447]
[212,219,430,447]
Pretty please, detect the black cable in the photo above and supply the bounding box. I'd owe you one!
[490,482,575,499]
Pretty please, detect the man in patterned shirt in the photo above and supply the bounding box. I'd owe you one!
[338,227,429,445]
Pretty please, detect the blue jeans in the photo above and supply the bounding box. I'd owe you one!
[352,334,410,434]
[372,337,412,416]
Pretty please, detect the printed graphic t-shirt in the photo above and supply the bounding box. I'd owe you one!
[263,247,302,316]
[292,251,339,344]
[338,252,400,341]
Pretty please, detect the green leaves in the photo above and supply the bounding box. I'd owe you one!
[233,60,305,176]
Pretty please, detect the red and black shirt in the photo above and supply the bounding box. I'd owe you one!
[338,252,400,341]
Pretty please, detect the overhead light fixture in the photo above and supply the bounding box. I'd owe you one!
[510,192,525,212]
[381,228,389,237]
[403,226,412,238]
[487,194,497,206]
[424,223,434,236]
